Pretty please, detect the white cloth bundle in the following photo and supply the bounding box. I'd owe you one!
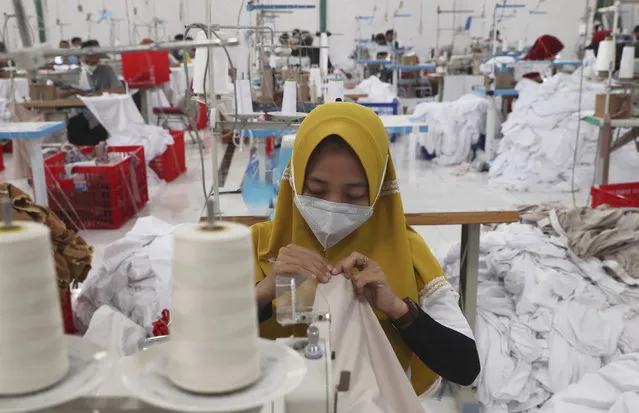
[82,305,147,357]
[412,94,492,165]
[488,71,639,192]
[541,353,639,413]
[80,94,174,161]
[74,217,178,335]
[439,223,639,412]
[355,77,397,103]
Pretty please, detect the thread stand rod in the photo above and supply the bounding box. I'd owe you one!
[2,198,12,228]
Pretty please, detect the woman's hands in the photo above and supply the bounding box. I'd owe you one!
[331,252,409,320]
[256,245,333,308]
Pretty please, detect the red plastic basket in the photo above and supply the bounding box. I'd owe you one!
[44,146,149,230]
[3,141,11,153]
[122,51,171,87]
[591,182,639,208]
[62,287,75,334]
[150,131,186,182]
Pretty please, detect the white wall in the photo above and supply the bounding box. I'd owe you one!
[1,0,591,66]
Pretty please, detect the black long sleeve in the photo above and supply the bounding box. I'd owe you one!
[399,308,480,386]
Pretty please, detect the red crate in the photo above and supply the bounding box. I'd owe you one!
[45,146,149,230]
[591,182,639,208]
[150,131,186,182]
[122,51,171,87]
[1,140,11,153]
[62,287,75,334]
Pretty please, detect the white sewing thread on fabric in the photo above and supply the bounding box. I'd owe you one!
[0,221,69,395]
[167,222,260,394]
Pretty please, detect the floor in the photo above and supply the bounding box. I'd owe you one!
[0,133,589,272]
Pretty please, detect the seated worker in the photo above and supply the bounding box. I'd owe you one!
[374,33,387,46]
[0,42,10,78]
[291,31,333,70]
[63,40,123,146]
[71,37,83,48]
[253,102,481,395]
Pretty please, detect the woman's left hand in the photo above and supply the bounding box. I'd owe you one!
[332,252,409,320]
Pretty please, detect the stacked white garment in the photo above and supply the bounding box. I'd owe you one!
[74,217,179,335]
[412,94,492,165]
[488,71,639,192]
[355,76,397,103]
[540,353,639,413]
[438,223,639,413]
[80,94,173,161]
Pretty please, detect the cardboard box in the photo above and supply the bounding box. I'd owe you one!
[400,55,418,66]
[595,94,631,119]
[483,72,514,90]
[29,84,57,101]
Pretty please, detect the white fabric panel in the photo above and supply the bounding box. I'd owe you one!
[0,78,29,102]
[316,275,424,413]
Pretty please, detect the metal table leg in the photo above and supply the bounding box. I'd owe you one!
[459,223,480,332]
[484,97,497,161]
[27,138,48,207]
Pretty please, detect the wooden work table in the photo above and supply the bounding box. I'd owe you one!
[202,205,520,331]
[21,99,85,110]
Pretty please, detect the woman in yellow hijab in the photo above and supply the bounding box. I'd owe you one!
[252,102,479,395]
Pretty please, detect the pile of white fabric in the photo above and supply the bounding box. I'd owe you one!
[540,353,639,413]
[412,94,493,165]
[74,217,178,336]
[439,223,639,413]
[355,76,397,103]
[488,71,639,192]
[80,94,173,162]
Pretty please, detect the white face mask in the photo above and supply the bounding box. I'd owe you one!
[82,63,97,75]
[291,155,388,250]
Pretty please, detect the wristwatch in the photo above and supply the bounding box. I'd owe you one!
[391,297,419,330]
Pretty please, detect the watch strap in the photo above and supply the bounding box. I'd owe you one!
[392,297,419,330]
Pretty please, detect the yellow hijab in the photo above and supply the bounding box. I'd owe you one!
[250,102,444,394]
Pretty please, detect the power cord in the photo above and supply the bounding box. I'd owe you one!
[570,0,591,208]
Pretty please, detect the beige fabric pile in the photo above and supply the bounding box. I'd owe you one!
[520,204,639,285]
[0,183,93,302]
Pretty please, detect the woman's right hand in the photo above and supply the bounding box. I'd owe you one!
[256,245,333,306]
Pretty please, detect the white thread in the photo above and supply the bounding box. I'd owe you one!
[167,222,260,394]
[0,222,69,395]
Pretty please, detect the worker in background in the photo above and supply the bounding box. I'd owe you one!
[253,102,481,395]
[386,29,399,49]
[71,37,83,48]
[374,33,387,46]
[56,40,79,65]
[292,32,333,70]
[0,42,10,78]
[63,40,123,146]
[587,24,612,56]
